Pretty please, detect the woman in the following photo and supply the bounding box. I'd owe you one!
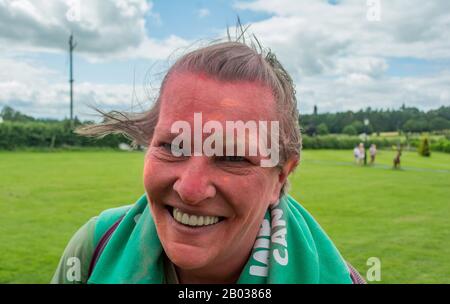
[51,38,364,284]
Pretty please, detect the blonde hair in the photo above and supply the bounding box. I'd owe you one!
[77,37,301,196]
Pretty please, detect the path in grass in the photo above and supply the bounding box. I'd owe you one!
[0,149,449,283]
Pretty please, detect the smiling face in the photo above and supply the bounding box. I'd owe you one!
[143,71,288,283]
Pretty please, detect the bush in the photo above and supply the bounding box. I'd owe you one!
[301,135,403,150]
[299,133,450,153]
[430,139,450,153]
[317,123,329,135]
[342,125,357,135]
[351,121,364,134]
[0,121,131,150]
[418,137,431,157]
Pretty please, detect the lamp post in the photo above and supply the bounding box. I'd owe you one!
[364,118,370,165]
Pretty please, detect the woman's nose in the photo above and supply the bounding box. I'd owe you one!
[173,157,216,205]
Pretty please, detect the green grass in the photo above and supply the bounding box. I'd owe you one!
[0,150,145,283]
[0,149,449,283]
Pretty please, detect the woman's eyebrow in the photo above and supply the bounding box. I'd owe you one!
[153,128,177,141]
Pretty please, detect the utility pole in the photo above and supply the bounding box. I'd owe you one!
[69,34,77,126]
[364,118,370,165]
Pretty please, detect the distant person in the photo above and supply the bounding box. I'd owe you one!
[393,145,402,169]
[358,143,365,165]
[353,145,360,164]
[369,144,377,165]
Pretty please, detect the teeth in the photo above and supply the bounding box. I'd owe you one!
[181,213,189,225]
[172,208,220,227]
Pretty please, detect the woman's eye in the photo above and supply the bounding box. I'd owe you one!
[161,142,172,151]
[218,156,247,162]
[159,142,184,156]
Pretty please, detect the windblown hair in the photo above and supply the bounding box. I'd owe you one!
[76,33,302,196]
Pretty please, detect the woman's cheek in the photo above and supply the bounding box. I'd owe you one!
[144,158,176,196]
[143,157,159,191]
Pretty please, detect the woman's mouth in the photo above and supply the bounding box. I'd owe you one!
[166,206,224,228]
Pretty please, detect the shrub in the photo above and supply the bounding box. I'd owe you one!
[317,123,329,135]
[431,139,450,153]
[418,137,431,157]
[301,134,412,150]
[342,125,357,135]
[0,121,131,150]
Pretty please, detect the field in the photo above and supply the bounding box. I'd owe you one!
[0,149,449,283]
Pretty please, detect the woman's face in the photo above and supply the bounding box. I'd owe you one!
[143,71,286,280]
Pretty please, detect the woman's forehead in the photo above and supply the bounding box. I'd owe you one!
[159,71,277,123]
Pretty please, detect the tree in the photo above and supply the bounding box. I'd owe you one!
[403,119,428,132]
[298,105,450,134]
[305,124,317,136]
[418,137,431,157]
[343,125,357,135]
[351,121,364,134]
[429,117,450,131]
[317,123,329,135]
[0,106,34,122]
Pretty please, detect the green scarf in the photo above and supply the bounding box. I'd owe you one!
[87,194,352,284]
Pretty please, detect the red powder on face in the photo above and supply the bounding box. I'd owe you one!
[165,71,276,112]
[194,72,210,81]
[219,98,241,108]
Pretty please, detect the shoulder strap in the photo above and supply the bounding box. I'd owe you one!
[346,262,366,284]
[87,215,124,279]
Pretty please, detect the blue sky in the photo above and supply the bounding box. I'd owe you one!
[0,0,449,120]
[147,0,272,39]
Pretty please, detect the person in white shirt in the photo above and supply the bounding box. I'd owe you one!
[353,145,360,164]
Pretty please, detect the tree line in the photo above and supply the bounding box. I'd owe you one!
[300,105,450,136]
[0,106,129,150]
[1,105,450,153]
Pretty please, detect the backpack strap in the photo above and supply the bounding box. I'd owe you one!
[87,204,132,280]
[87,215,124,279]
[346,262,366,284]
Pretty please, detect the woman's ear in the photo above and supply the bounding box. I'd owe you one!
[279,156,299,184]
[269,156,299,205]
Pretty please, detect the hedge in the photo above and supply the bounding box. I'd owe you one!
[0,121,130,150]
[431,139,450,153]
[300,135,450,153]
[1,121,449,153]
[301,135,409,150]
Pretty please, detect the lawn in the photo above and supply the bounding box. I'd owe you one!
[0,149,449,283]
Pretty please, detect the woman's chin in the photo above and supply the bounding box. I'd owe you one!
[165,242,215,270]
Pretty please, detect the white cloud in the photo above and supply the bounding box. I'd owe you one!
[297,71,450,114]
[198,8,210,18]
[333,57,388,78]
[0,0,190,119]
[233,0,450,112]
[0,57,152,120]
[235,0,450,67]
[0,57,62,84]
[0,0,189,61]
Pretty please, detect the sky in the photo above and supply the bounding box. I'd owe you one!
[0,0,449,121]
